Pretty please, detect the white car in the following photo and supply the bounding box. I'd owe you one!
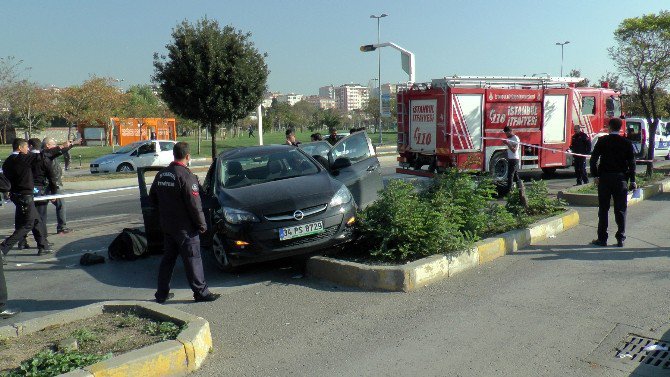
[90,140,176,173]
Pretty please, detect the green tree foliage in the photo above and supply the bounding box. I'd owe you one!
[599,71,625,92]
[121,85,171,119]
[153,18,269,157]
[567,69,589,87]
[608,11,670,175]
[8,80,56,138]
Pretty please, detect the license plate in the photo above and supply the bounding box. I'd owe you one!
[279,221,324,241]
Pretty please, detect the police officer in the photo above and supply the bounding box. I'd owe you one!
[589,118,636,247]
[0,138,51,258]
[149,142,220,303]
[570,124,592,185]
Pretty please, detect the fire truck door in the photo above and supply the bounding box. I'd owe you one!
[541,94,568,167]
[450,94,483,152]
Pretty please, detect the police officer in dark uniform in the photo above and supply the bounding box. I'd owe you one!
[570,124,592,185]
[149,142,220,303]
[589,118,636,247]
[0,138,52,258]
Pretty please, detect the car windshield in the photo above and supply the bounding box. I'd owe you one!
[114,142,141,154]
[218,149,320,189]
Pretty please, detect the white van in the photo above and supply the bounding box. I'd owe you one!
[625,117,669,159]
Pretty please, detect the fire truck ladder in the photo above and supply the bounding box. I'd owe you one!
[431,75,585,89]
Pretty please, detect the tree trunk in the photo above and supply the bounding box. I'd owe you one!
[197,126,201,155]
[210,123,217,158]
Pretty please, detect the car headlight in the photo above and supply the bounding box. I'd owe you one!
[329,185,352,207]
[99,160,114,165]
[222,207,260,224]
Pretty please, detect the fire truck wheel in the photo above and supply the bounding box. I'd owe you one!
[541,168,557,177]
[489,152,508,183]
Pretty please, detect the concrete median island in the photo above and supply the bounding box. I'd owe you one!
[557,177,670,206]
[306,209,579,292]
[0,301,212,377]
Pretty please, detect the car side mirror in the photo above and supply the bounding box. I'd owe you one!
[331,157,352,171]
[131,150,138,157]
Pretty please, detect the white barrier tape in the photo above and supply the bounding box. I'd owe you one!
[32,186,138,202]
[431,131,654,162]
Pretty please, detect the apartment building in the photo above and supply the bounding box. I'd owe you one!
[334,84,369,113]
[304,95,337,110]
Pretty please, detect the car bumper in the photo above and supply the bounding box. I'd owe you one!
[90,164,113,173]
[217,205,356,266]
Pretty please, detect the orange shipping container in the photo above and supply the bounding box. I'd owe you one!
[109,118,177,146]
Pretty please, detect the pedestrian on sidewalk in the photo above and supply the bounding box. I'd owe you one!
[569,124,592,185]
[149,142,220,304]
[589,118,636,247]
[502,126,522,195]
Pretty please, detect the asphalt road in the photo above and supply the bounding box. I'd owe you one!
[1,155,669,376]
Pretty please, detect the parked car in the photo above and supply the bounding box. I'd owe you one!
[194,131,383,271]
[90,140,176,173]
[624,117,669,159]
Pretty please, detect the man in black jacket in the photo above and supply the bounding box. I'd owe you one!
[149,142,219,304]
[589,118,636,247]
[570,124,592,185]
[0,138,51,258]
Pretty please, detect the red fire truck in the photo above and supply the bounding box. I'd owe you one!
[396,76,623,183]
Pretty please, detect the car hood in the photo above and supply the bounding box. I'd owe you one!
[217,172,339,216]
[92,154,124,164]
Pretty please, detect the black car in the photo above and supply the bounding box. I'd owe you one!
[196,131,383,271]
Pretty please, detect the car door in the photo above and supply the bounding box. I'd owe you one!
[158,141,175,165]
[134,142,159,167]
[200,159,220,248]
[327,131,383,208]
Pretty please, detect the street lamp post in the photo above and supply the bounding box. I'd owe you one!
[555,41,570,76]
[370,13,387,145]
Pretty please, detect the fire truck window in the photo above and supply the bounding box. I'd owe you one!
[606,97,622,118]
[581,96,596,115]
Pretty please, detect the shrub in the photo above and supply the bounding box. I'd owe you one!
[143,321,183,341]
[506,180,565,217]
[5,350,111,377]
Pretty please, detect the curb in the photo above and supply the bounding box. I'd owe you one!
[557,177,670,206]
[306,209,579,292]
[0,301,212,377]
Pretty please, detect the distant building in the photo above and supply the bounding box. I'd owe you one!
[334,84,369,113]
[276,93,304,106]
[305,95,337,110]
[319,85,336,100]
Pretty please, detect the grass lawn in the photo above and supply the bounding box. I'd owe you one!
[0,130,398,165]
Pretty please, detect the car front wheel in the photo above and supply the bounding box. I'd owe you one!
[212,233,235,272]
[117,163,134,173]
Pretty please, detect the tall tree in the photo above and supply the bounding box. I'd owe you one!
[9,80,56,138]
[122,84,170,118]
[56,76,126,141]
[598,71,625,92]
[567,69,590,87]
[153,18,269,157]
[0,56,30,142]
[608,10,670,175]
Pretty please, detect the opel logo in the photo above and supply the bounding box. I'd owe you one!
[293,210,304,221]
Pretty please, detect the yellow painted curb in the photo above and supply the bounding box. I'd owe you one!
[0,301,212,377]
[307,209,580,291]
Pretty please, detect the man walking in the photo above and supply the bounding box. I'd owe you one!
[502,126,521,195]
[570,124,592,185]
[149,142,219,303]
[589,118,636,247]
[248,125,255,138]
[0,139,52,258]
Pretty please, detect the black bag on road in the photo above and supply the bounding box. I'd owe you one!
[108,228,149,261]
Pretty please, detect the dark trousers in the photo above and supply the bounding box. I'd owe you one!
[155,230,210,300]
[63,150,71,170]
[506,159,520,193]
[2,195,48,253]
[0,259,6,310]
[597,173,628,242]
[52,198,67,230]
[574,157,589,184]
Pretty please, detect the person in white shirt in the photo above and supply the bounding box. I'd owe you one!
[502,126,521,194]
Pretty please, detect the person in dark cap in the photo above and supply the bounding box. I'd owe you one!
[569,124,592,185]
[589,118,636,247]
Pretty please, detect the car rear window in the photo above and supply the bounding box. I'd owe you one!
[218,149,319,189]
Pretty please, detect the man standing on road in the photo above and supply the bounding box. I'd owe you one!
[42,137,73,235]
[326,127,339,145]
[589,118,636,247]
[569,124,592,185]
[502,126,521,195]
[0,139,52,258]
[149,142,220,304]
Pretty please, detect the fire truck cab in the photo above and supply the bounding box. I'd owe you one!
[396,76,623,182]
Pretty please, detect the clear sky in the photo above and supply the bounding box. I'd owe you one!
[0,1,667,95]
